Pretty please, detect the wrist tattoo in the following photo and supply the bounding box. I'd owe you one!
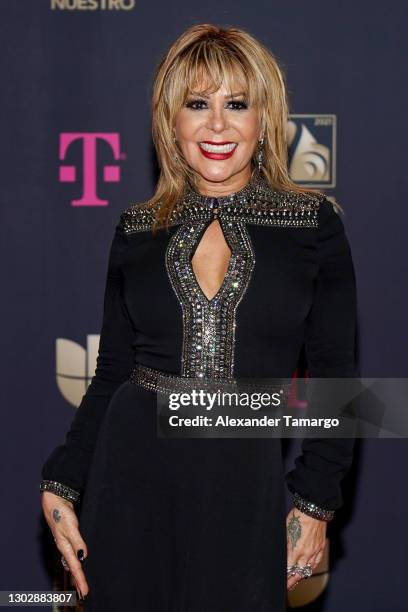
[52,508,62,523]
[287,510,302,551]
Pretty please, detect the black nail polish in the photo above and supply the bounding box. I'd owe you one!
[77,549,85,562]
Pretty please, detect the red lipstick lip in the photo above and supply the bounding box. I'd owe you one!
[197,141,238,160]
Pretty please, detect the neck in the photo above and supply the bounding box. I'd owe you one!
[194,166,255,198]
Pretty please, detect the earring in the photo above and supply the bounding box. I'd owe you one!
[257,136,265,172]
[172,135,178,162]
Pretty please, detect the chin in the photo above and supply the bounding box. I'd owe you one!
[195,165,239,183]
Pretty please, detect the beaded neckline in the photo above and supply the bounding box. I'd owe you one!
[121,171,324,234]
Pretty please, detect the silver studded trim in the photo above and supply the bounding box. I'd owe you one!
[292,492,335,521]
[129,363,234,393]
[129,363,292,400]
[165,215,255,379]
[40,479,80,503]
[121,201,159,234]
[121,174,323,235]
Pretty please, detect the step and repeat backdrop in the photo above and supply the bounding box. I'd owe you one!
[1,1,406,610]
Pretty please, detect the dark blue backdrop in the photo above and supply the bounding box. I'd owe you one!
[1,1,407,610]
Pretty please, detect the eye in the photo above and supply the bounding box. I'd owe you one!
[184,98,208,110]
[184,98,249,111]
[227,100,248,110]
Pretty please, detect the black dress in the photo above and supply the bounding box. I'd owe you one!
[40,171,358,611]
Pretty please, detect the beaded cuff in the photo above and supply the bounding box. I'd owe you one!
[39,479,80,503]
[292,492,335,521]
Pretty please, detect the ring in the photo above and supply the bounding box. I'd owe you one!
[287,563,313,579]
[61,555,70,571]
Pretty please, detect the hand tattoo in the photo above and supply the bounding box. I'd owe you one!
[52,508,62,523]
[287,510,302,551]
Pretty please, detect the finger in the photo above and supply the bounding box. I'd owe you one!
[287,571,302,590]
[287,553,312,589]
[288,580,301,592]
[57,507,89,562]
[70,574,85,603]
[287,553,310,572]
[54,529,88,568]
[60,555,70,572]
[287,562,302,589]
[315,549,324,566]
[68,528,88,563]
[287,578,300,590]
[307,538,326,569]
[53,525,88,564]
[72,575,88,602]
[309,548,324,570]
[307,552,318,569]
[74,582,83,602]
[287,573,307,590]
[58,539,89,597]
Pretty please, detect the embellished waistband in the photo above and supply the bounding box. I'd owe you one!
[129,363,292,398]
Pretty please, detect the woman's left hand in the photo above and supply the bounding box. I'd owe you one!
[286,506,327,591]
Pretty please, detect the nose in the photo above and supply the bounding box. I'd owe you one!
[206,104,229,134]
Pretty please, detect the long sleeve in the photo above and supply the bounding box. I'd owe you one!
[284,197,359,517]
[40,217,137,501]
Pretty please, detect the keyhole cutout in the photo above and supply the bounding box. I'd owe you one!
[190,219,232,301]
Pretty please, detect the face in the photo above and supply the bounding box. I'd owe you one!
[174,79,263,193]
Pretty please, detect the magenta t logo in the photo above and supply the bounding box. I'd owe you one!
[59,133,125,206]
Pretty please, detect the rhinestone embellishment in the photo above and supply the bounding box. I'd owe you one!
[39,479,80,503]
[121,172,323,234]
[165,213,255,378]
[129,363,292,400]
[292,491,335,521]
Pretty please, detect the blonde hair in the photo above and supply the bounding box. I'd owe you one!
[147,23,339,233]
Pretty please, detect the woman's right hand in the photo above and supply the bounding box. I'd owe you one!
[41,491,89,600]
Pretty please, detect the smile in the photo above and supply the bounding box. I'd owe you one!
[198,141,238,159]
[199,142,237,153]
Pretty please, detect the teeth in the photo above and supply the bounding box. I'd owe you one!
[199,142,237,153]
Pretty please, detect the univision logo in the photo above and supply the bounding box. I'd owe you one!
[288,115,336,188]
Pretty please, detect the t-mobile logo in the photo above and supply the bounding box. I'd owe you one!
[59,132,125,206]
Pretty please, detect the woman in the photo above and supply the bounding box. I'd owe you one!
[40,24,358,610]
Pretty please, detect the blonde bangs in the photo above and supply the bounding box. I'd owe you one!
[168,43,262,124]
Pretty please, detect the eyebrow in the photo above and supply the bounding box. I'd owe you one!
[189,91,247,99]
